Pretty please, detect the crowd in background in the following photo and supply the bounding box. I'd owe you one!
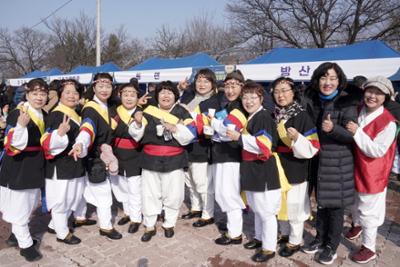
[0,62,399,265]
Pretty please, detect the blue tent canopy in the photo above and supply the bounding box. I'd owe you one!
[21,70,46,78]
[44,68,63,76]
[68,65,95,74]
[67,62,121,74]
[389,68,400,81]
[246,40,400,64]
[21,68,63,78]
[97,62,121,72]
[129,52,220,70]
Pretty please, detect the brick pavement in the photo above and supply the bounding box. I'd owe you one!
[0,183,399,267]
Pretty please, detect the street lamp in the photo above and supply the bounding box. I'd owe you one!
[96,0,101,66]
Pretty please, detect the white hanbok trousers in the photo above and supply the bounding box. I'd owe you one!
[185,162,214,219]
[84,177,113,230]
[48,180,88,230]
[45,175,85,239]
[110,174,142,223]
[246,188,281,251]
[141,169,185,229]
[279,181,310,245]
[74,194,88,220]
[0,186,40,248]
[213,162,245,238]
[352,188,387,252]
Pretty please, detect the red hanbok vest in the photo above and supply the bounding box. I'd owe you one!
[354,108,397,194]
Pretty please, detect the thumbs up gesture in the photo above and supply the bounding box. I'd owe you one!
[322,113,334,133]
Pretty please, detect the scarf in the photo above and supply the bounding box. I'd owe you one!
[319,89,339,101]
[274,101,304,123]
[186,91,214,111]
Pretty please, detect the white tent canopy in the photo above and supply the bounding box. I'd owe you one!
[47,73,93,84]
[237,41,400,81]
[237,57,400,82]
[113,67,193,83]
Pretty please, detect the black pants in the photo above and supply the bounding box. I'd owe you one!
[315,207,344,252]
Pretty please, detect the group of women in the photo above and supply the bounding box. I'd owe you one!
[0,62,397,265]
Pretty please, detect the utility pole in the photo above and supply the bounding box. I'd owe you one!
[96,0,101,66]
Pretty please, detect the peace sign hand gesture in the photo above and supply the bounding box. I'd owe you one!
[17,106,30,127]
[58,114,71,137]
[138,93,152,106]
[178,77,190,91]
[68,143,82,161]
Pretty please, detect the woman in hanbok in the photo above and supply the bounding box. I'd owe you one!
[0,78,48,261]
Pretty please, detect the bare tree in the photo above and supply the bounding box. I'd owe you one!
[150,25,186,58]
[150,14,240,64]
[227,0,400,51]
[102,26,147,69]
[45,13,97,71]
[0,27,49,77]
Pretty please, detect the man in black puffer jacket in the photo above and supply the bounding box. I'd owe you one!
[302,62,358,265]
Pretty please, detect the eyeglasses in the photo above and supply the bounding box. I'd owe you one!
[242,96,260,102]
[225,81,242,88]
[273,88,292,96]
[364,90,385,97]
[320,76,338,82]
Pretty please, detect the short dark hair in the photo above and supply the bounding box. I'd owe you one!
[194,68,217,91]
[155,81,180,103]
[224,70,245,84]
[118,83,139,94]
[26,78,48,93]
[129,77,139,88]
[58,79,83,98]
[49,79,61,92]
[93,72,113,83]
[310,62,347,92]
[241,81,264,99]
[353,75,367,89]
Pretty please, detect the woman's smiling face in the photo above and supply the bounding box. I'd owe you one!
[319,68,339,96]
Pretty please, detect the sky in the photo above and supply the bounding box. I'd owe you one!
[1,0,230,39]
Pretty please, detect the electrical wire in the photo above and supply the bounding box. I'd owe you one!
[30,0,73,29]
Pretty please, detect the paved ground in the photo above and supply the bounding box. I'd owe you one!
[1,179,399,267]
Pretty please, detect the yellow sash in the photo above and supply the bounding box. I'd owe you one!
[273,152,292,221]
[82,101,117,130]
[143,105,179,125]
[277,120,292,147]
[240,191,248,206]
[17,105,45,135]
[52,104,81,125]
[117,105,133,125]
